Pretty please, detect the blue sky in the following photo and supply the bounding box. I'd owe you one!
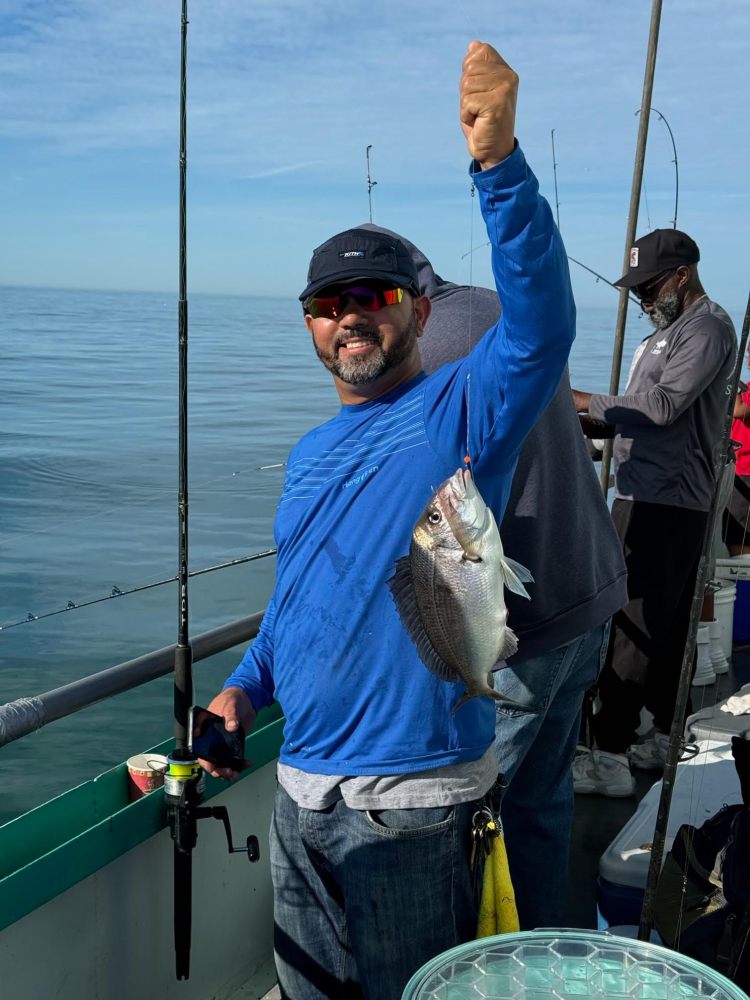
[1,1,748,310]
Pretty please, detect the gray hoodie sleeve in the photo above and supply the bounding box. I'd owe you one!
[588,311,733,427]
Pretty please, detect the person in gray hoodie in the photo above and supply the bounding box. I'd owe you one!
[362,223,628,929]
[572,229,736,799]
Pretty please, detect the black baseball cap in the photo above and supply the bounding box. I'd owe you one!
[614,228,700,288]
[299,228,420,303]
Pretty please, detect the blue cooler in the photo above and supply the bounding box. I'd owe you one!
[715,555,750,645]
[734,578,750,643]
[597,741,741,929]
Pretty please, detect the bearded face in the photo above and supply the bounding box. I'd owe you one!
[647,290,683,331]
[312,307,421,385]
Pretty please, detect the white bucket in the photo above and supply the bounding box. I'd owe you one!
[714,554,750,581]
[714,582,736,660]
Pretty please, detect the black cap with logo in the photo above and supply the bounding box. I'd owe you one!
[299,228,421,302]
[614,228,700,288]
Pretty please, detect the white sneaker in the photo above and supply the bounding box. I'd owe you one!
[692,625,716,686]
[573,746,635,797]
[628,732,669,770]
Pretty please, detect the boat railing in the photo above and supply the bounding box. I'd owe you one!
[0,610,265,749]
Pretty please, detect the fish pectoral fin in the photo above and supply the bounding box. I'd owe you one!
[497,626,519,662]
[501,556,534,599]
[388,556,461,683]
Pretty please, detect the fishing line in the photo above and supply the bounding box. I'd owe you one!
[0,547,277,632]
[642,180,653,231]
[464,166,477,472]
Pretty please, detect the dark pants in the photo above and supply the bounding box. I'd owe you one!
[592,499,707,753]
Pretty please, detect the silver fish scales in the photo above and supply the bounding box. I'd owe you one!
[389,467,532,713]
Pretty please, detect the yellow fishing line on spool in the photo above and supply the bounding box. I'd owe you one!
[476,821,520,937]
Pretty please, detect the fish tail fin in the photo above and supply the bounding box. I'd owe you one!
[501,556,534,599]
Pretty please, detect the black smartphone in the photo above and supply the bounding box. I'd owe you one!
[189,705,246,772]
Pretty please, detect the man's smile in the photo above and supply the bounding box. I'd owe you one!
[338,338,379,355]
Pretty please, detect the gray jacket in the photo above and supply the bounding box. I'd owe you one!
[588,297,736,512]
[362,224,628,662]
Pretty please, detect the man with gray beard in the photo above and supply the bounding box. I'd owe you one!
[571,229,736,795]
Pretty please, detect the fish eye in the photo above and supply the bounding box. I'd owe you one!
[428,511,442,524]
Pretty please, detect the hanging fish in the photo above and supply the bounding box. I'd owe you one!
[389,467,533,713]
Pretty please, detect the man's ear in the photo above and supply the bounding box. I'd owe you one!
[304,314,314,334]
[414,295,432,336]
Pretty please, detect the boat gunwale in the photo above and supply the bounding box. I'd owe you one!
[0,703,283,933]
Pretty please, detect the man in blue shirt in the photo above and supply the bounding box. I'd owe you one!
[202,41,576,1000]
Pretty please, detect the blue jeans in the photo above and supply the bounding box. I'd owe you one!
[492,622,609,929]
[270,783,479,1000]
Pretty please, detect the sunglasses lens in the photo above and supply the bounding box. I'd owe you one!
[307,295,337,319]
[382,288,405,306]
[635,269,674,302]
[307,286,405,318]
[307,295,339,319]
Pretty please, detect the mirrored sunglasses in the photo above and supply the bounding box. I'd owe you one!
[305,285,406,320]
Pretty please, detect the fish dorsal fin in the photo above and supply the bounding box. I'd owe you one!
[388,556,461,683]
[501,556,534,600]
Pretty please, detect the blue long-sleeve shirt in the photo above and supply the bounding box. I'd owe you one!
[225,146,576,775]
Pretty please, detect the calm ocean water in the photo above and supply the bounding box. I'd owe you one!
[0,285,697,822]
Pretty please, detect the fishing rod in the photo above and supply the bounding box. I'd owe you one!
[599,0,664,495]
[550,129,560,230]
[635,106,679,229]
[366,144,377,222]
[567,255,640,307]
[638,287,750,941]
[548,131,647,305]
[164,4,258,981]
[0,547,277,632]
[461,239,641,308]
[164,1,202,980]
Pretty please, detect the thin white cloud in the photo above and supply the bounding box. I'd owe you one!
[239,160,331,181]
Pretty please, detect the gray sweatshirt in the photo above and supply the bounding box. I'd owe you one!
[588,297,736,511]
[361,224,627,662]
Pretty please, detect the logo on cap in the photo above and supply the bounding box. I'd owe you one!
[630,248,639,268]
[339,251,366,258]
